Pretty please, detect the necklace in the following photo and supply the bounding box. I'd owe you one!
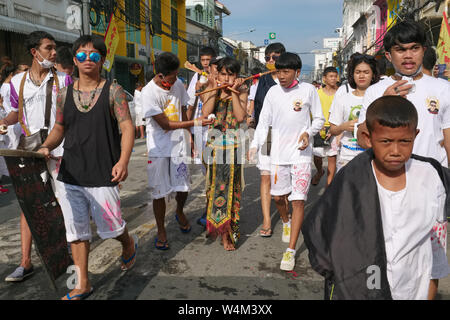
[77,79,101,110]
[29,70,44,87]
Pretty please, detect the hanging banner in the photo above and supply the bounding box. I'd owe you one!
[103,14,120,72]
[387,0,402,30]
[437,11,450,65]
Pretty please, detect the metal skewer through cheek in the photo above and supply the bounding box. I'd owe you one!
[195,69,277,97]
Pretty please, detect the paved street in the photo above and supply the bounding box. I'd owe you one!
[1,139,450,300]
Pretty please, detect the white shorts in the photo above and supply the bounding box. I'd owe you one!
[147,157,191,199]
[62,183,126,242]
[270,163,312,201]
[313,136,339,158]
[257,148,271,174]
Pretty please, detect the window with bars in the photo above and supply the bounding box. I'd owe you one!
[127,42,136,58]
[171,7,178,40]
[125,0,140,28]
[151,0,162,35]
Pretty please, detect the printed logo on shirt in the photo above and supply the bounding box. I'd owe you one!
[164,100,179,121]
[349,105,362,121]
[293,99,303,112]
[426,97,440,115]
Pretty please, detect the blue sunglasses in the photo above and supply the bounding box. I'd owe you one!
[75,52,101,63]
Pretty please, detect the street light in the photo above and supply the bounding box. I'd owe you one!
[223,28,256,38]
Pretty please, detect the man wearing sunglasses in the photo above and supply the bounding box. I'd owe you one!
[0,31,73,284]
[37,35,137,300]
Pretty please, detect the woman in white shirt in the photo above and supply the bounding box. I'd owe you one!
[329,54,381,171]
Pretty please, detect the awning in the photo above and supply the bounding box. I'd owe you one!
[0,15,79,44]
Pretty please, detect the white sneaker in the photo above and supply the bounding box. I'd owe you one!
[280,250,295,271]
[282,222,291,243]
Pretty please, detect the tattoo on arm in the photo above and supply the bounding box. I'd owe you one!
[111,84,132,123]
[55,86,67,125]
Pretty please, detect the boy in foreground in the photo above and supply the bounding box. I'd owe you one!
[303,96,449,299]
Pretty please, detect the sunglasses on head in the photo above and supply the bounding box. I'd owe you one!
[265,54,280,62]
[75,52,101,63]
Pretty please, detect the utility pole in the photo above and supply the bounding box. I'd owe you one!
[82,0,91,35]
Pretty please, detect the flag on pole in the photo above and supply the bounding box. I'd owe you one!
[103,14,119,72]
[437,10,450,65]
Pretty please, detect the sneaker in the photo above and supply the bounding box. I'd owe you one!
[282,222,291,243]
[280,250,295,271]
[5,266,34,282]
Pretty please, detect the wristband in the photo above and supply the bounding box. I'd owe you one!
[39,145,49,150]
[194,119,201,126]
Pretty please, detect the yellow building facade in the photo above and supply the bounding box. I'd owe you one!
[90,0,187,93]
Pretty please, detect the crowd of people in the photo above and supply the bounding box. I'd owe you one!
[0,18,449,300]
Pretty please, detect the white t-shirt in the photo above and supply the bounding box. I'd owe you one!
[133,89,142,119]
[250,82,325,164]
[329,91,365,160]
[372,158,449,300]
[9,70,72,157]
[358,74,450,166]
[248,82,258,101]
[142,79,190,157]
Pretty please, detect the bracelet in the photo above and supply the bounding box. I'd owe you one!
[194,119,201,127]
[39,145,49,150]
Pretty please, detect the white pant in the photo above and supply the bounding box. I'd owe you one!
[61,184,126,242]
[257,148,271,174]
[270,163,312,201]
[147,157,191,200]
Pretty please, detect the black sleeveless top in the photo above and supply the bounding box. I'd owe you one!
[253,73,277,126]
[58,81,121,187]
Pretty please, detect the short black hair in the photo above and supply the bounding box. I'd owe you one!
[1,64,17,81]
[145,69,155,83]
[216,57,240,75]
[265,43,286,56]
[72,35,107,57]
[423,46,437,71]
[323,66,338,77]
[275,52,302,70]
[155,52,179,75]
[383,20,427,52]
[25,31,55,53]
[376,56,387,75]
[347,54,380,89]
[366,96,418,133]
[199,46,216,58]
[56,46,74,68]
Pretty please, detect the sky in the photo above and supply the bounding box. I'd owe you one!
[219,0,344,72]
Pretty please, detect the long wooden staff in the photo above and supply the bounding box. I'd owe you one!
[195,69,277,96]
[184,61,205,75]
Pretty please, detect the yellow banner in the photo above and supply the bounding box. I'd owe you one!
[103,14,119,72]
[387,0,402,30]
[437,11,450,65]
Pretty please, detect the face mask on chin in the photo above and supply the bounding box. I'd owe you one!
[266,63,276,71]
[160,76,174,90]
[35,51,55,69]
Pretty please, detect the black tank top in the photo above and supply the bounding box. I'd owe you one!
[58,81,121,187]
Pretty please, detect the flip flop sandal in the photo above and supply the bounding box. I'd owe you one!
[121,235,138,271]
[260,228,272,237]
[175,214,192,233]
[154,237,169,250]
[65,287,94,300]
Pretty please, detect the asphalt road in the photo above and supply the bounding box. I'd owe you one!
[1,139,449,301]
